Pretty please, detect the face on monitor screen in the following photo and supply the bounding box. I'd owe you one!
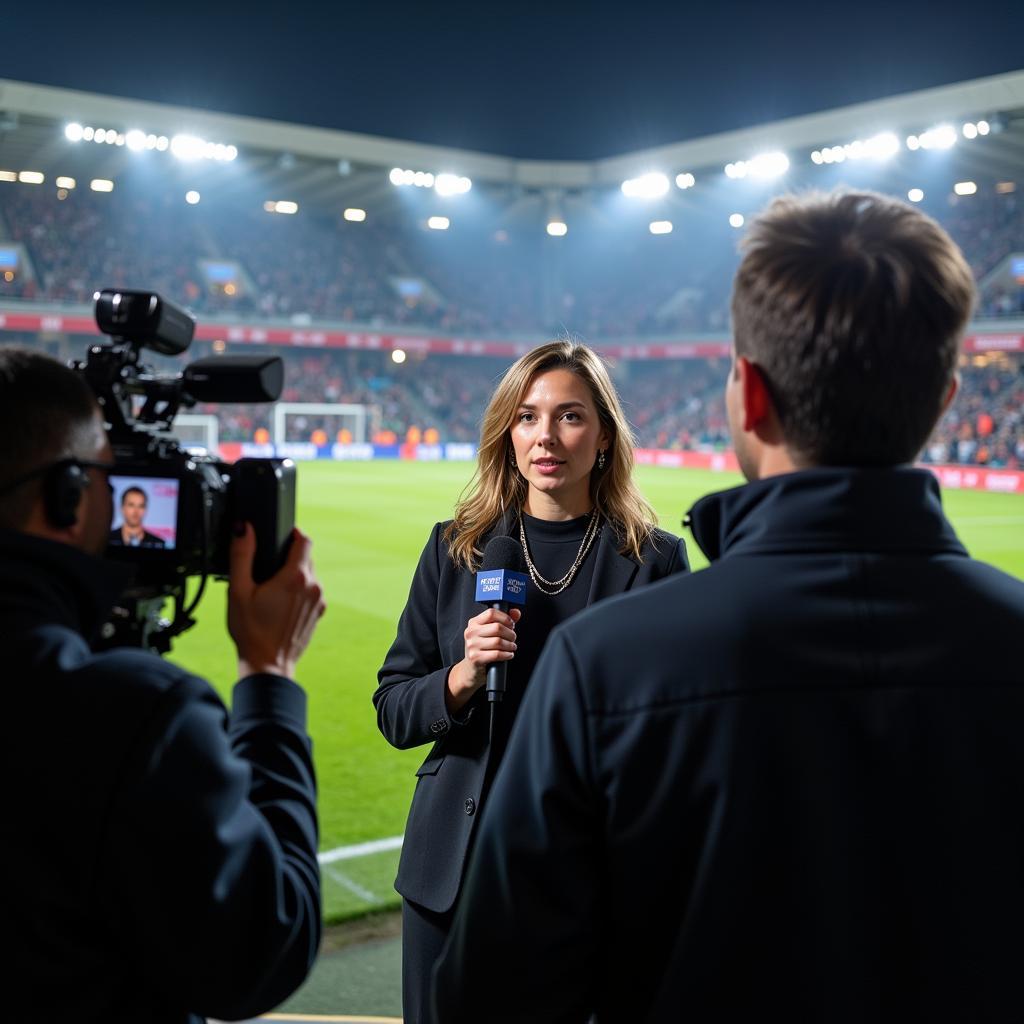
[108,475,179,551]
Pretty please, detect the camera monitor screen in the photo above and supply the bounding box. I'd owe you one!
[108,476,179,551]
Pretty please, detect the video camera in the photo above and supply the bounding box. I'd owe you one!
[77,289,295,652]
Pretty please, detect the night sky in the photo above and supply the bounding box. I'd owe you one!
[4,1,1023,159]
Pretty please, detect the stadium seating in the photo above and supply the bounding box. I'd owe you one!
[2,181,1022,333]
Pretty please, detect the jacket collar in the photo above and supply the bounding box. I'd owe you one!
[0,529,134,641]
[686,467,968,564]
[493,507,639,601]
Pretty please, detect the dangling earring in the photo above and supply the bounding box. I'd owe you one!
[597,449,606,470]
[509,448,517,469]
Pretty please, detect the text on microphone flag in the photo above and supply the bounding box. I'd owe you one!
[474,569,528,605]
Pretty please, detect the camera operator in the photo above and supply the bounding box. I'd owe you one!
[0,347,327,1022]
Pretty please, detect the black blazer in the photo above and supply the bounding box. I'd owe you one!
[375,511,688,912]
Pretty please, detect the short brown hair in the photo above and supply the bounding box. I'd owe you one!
[731,190,976,466]
[0,346,100,528]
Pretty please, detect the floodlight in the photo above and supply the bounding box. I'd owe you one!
[546,221,568,237]
[976,120,990,136]
[906,135,920,150]
[435,173,471,196]
[55,176,76,189]
[185,191,201,205]
[392,349,407,364]
[675,172,695,189]
[865,132,899,159]
[962,122,978,140]
[95,128,107,144]
[649,220,673,235]
[811,151,823,165]
[729,213,744,228]
[996,181,1016,194]
[344,208,367,222]
[65,123,84,142]
[907,188,924,202]
[621,172,669,199]
[156,136,169,151]
[917,125,956,150]
[125,129,147,152]
[747,151,789,179]
[389,167,405,186]
[18,171,44,184]
[171,134,205,161]
[275,200,299,214]
[0,171,17,182]
[82,126,95,141]
[90,179,114,192]
[953,181,977,196]
[113,134,124,146]
[428,216,450,230]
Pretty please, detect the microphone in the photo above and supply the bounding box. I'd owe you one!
[475,536,527,704]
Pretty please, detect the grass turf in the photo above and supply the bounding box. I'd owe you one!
[167,461,1024,921]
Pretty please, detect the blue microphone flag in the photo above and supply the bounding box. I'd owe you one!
[475,569,528,605]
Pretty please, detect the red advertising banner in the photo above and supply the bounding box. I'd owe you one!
[635,449,1023,493]
[924,464,1024,494]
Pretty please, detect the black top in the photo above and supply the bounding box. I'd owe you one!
[487,511,600,772]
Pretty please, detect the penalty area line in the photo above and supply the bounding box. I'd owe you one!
[318,835,403,865]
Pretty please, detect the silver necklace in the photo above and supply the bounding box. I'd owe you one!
[518,510,602,596]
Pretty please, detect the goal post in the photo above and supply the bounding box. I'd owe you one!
[173,413,220,454]
[273,402,379,445]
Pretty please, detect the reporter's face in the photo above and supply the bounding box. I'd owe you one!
[510,368,609,511]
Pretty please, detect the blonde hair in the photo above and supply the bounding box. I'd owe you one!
[444,340,658,570]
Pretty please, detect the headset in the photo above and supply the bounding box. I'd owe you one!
[0,458,113,529]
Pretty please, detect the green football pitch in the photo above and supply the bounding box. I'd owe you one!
[168,461,1024,923]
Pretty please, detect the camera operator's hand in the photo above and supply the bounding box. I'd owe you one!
[228,524,326,680]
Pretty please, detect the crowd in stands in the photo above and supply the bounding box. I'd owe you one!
[207,348,1024,470]
[1,325,1020,466]
[2,172,1022,469]
[922,357,1024,468]
[2,178,1022,336]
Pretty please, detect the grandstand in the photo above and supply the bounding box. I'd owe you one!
[3,65,1024,1021]
[1,71,1023,474]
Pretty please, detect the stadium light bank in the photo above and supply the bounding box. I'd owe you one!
[64,123,237,162]
[725,151,790,180]
[390,167,472,196]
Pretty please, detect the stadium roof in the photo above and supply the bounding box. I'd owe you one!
[1,71,1023,206]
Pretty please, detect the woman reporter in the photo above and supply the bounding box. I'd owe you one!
[374,340,689,1021]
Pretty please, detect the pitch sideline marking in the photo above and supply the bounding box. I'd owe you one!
[319,835,403,865]
[324,864,379,904]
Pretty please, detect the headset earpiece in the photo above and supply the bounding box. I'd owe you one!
[44,460,90,529]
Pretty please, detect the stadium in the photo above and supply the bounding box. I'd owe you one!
[2,49,1023,1021]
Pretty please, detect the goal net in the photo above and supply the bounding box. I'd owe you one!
[173,414,220,454]
[273,402,379,445]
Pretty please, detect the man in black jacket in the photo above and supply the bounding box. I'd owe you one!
[0,348,326,1022]
[433,191,1024,1022]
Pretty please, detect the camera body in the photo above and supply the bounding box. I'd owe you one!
[79,289,295,650]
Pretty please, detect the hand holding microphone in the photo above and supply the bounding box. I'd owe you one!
[446,537,527,714]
